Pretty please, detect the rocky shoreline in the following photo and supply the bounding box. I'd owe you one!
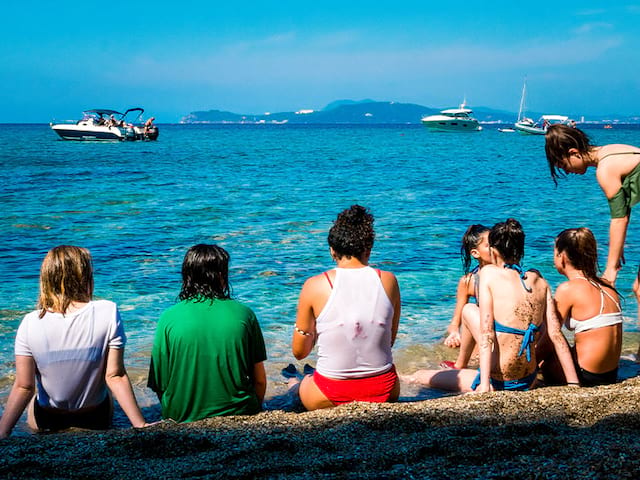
[2,372,640,479]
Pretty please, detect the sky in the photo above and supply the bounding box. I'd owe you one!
[2,1,640,122]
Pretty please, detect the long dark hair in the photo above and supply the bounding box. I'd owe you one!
[179,244,231,301]
[489,218,525,264]
[545,124,593,185]
[461,224,489,274]
[555,228,617,293]
[328,205,375,260]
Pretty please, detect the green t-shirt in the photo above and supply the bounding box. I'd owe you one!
[148,298,267,422]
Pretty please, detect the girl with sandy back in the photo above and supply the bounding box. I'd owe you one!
[545,124,640,285]
[402,219,579,392]
[538,228,622,387]
[0,246,149,438]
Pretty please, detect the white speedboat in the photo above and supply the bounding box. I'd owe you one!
[421,102,482,132]
[50,108,159,141]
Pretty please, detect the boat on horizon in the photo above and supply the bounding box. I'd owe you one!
[421,101,482,132]
[513,81,573,135]
[50,108,159,141]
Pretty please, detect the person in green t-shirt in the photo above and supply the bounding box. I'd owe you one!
[148,244,267,422]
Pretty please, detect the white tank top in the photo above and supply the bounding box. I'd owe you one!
[315,266,395,379]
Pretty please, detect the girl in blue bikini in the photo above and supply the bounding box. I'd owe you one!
[402,219,579,392]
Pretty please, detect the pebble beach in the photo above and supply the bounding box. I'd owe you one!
[2,380,640,479]
[2,357,640,479]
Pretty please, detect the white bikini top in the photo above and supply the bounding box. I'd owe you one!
[567,277,623,334]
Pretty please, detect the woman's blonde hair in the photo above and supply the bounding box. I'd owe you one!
[38,246,93,317]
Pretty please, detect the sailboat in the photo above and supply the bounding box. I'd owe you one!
[513,80,570,135]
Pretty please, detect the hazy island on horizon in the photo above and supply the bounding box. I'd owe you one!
[180,99,640,125]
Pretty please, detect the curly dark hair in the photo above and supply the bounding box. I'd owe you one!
[327,205,375,260]
[461,224,489,274]
[489,218,525,264]
[545,124,593,185]
[179,244,231,302]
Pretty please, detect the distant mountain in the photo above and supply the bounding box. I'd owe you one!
[181,101,440,125]
[322,99,377,111]
[179,101,639,125]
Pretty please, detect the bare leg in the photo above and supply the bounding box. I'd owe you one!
[401,368,479,393]
[454,303,481,369]
[26,397,39,432]
[289,375,335,411]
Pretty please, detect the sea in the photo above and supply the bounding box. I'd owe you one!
[2,123,640,425]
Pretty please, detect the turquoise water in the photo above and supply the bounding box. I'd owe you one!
[2,123,640,411]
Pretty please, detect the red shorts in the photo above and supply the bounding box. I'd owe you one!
[313,366,398,405]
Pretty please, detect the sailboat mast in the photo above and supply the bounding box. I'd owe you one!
[518,80,527,122]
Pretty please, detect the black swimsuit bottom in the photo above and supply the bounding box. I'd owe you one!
[579,367,618,387]
[34,395,112,432]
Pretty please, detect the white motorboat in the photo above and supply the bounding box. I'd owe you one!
[421,102,482,132]
[512,81,572,135]
[50,108,159,141]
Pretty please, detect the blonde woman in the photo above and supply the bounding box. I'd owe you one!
[0,246,148,438]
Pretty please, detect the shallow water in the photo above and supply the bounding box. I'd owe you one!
[2,123,640,420]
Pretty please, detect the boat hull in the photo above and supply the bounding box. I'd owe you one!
[421,118,482,132]
[514,122,546,135]
[51,124,129,141]
[51,123,158,141]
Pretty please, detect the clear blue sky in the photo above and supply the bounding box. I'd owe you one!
[2,1,639,122]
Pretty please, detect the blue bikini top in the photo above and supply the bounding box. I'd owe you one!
[494,321,539,361]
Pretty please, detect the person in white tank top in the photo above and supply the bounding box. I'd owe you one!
[288,205,401,411]
[538,228,623,387]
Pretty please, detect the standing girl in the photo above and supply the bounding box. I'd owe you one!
[545,124,640,284]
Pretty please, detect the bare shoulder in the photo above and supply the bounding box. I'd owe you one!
[457,272,474,293]
[597,145,640,180]
[554,280,572,296]
[301,272,330,295]
[525,269,549,293]
[525,268,546,283]
[479,264,500,279]
[379,269,400,291]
